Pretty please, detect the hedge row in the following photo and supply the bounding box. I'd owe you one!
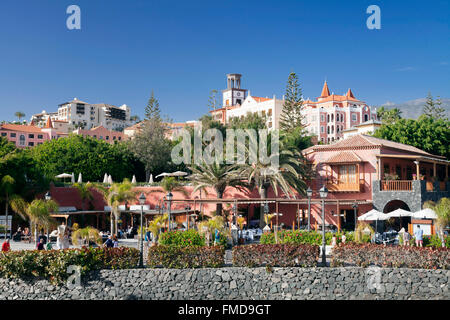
[260,230,371,245]
[232,244,319,267]
[0,247,140,284]
[331,243,450,269]
[147,245,225,268]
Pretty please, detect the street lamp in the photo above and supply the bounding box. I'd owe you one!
[319,186,328,266]
[274,212,283,244]
[306,187,312,231]
[232,203,237,225]
[166,192,173,231]
[352,202,358,232]
[44,191,51,245]
[138,192,146,268]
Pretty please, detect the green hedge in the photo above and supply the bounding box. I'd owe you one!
[423,235,450,248]
[260,230,370,245]
[159,230,206,247]
[331,243,450,269]
[0,247,139,284]
[232,244,319,267]
[147,245,225,268]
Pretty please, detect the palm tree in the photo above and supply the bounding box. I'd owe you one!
[10,197,58,244]
[14,111,25,123]
[197,215,229,246]
[0,175,15,239]
[73,182,94,227]
[424,198,450,247]
[71,226,102,247]
[105,179,137,236]
[240,135,309,227]
[188,163,247,217]
[146,213,168,244]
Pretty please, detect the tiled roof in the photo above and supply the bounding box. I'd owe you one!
[0,124,44,133]
[252,97,272,103]
[324,151,363,163]
[305,134,439,158]
[320,81,330,97]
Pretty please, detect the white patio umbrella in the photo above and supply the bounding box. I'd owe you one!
[387,208,411,218]
[171,171,188,177]
[156,172,170,178]
[108,175,113,184]
[77,173,82,184]
[71,173,75,184]
[103,173,108,184]
[411,208,437,220]
[131,175,136,184]
[55,173,72,183]
[358,209,382,221]
[149,174,154,184]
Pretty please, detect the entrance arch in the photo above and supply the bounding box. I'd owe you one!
[382,200,411,231]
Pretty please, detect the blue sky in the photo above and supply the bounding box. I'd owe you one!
[0,0,449,122]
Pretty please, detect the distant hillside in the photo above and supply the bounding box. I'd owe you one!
[380,98,450,119]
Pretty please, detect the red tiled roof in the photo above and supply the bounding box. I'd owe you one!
[0,124,44,133]
[320,81,330,97]
[252,97,271,103]
[324,151,363,163]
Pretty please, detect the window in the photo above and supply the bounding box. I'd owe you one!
[113,136,116,140]
[28,142,34,146]
[339,165,357,184]
[100,136,103,140]
[327,126,330,134]
[28,134,34,139]
[364,114,369,122]
[327,114,330,122]
[38,135,43,139]
[352,114,357,122]
[268,109,272,116]
[10,133,16,138]
[321,126,324,133]
[93,135,97,138]
[19,135,25,146]
[331,114,334,122]
[118,137,121,141]
[384,164,390,175]
[321,115,325,122]
[106,136,109,140]
[1,133,6,137]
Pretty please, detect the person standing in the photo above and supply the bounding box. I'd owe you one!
[112,235,119,248]
[414,225,424,247]
[103,235,114,248]
[36,239,45,250]
[1,239,10,252]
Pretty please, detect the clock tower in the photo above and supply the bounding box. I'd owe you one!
[222,74,248,107]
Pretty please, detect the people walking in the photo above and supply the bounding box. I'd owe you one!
[1,239,10,252]
[414,225,424,247]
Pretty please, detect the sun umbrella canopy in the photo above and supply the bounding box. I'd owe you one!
[411,208,437,220]
[103,173,108,184]
[71,173,75,183]
[108,175,113,184]
[155,172,170,178]
[77,173,82,183]
[387,208,411,218]
[149,174,154,183]
[131,175,136,184]
[358,209,388,221]
[55,173,72,179]
[171,171,188,177]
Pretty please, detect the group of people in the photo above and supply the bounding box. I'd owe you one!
[12,227,31,242]
[399,225,424,247]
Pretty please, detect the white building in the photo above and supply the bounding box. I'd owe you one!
[32,98,132,132]
[342,120,382,139]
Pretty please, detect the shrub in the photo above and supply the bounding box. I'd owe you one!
[159,230,205,247]
[331,243,450,269]
[0,247,139,284]
[232,244,319,267]
[423,235,450,248]
[260,230,363,245]
[147,245,224,268]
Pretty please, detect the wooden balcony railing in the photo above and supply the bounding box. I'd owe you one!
[380,180,412,191]
[326,181,361,192]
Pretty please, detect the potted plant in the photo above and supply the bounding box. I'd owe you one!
[236,216,246,244]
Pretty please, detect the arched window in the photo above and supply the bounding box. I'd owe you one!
[19,135,25,146]
[332,125,334,133]
[331,114,334,122]
[327,126,330,134]
[327,114,330,123]
[364,114,369,122]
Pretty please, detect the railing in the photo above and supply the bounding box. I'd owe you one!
[380,180,412,191]
[326,181,361,192]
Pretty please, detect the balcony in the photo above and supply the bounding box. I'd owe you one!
[380,180,412,191]
[326,179,364,192]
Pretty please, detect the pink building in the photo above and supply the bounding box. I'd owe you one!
[72,125,125,143]
[302,81,378,144]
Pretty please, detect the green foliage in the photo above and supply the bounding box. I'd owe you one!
[279,72,305,132]
[71,226,102,246]
[232,244,319,267]
[0,137,17,158]
[377,106,402,125]
[228,112,267,131]
[331,243,449,269]
[260,230,364,245]
[144,90,162,122]
[0,247,139,284]
[159,229,206,247]
[372,116,450,159]
[147,245,225,268]
[423,235,450,248]
[28,134,144,182]
[423,92,447,120]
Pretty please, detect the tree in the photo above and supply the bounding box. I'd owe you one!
[424,198,450,247]
[10,197,58,243]
[279,72,305,132]
[228,112,267,131]
[208,89,219,111]
[377,106,402,125]
[28,135,144,182]
[188,163,246,217]
[0,137,16,158]
[130,115,140,123]
[144,90,162,122]
[423,92,447,120]
[71,226,102,247]
[103,179,137,236]
[0,175,15,239]
[146,213,168,244]
[373,116,450,159]
[14,112,25,122]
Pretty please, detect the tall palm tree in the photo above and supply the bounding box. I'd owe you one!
[73,182,94,227]
[105,179,137,236]
[424,198,450,247]
[10,197,58,243]
[239,132,310,227]
[0,175,15,239]
[14,111,25,123]
[188,163,247,217]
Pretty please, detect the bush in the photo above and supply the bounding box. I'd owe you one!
[232,244,319,267]
[260,230,363,245]
[159,230,205,247]
[331,243,450,269]
[423,235,450,248]
[0,247,139,284]
[147,245,225,268]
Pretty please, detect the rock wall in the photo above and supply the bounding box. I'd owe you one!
[0,267,448,300]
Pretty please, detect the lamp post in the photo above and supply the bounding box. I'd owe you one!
[352,202,358,232]
[319,186,328,266]
[306,187,312,231]
[166,192,173,231]
[138,193,146,268]
[263,202,269,224]
[274,213,283,244]
[232,203,237,225]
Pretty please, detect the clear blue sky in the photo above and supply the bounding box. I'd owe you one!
[0,0,449,122]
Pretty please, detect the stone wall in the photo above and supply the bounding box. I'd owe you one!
[0,267,448,300]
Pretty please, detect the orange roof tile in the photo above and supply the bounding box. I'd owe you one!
[346,88,355,99]
[320,81,330,97]
[324,151,363,163]
[252,97,271,103]
[44,117,53,128]
[0,124,44,133]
